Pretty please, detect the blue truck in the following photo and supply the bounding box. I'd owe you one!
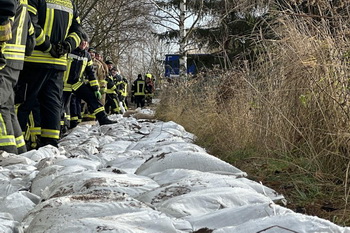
[165,54,219,77]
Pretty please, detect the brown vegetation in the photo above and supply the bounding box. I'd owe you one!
[155,10,350,226]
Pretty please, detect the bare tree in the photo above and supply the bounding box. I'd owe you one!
[149,0,205,79]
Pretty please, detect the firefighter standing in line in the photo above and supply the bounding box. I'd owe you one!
[131,74,146,108]
[16,0,83,148]
[104,67,121,114]
[88,48,107,104]
[0,0,35,154]
[145,73,155,105]
[61,32,117,131]
[114,70,128,112]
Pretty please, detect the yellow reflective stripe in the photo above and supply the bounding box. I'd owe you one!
[89,80,98,86]
[93,107,104,115]
[16,135,26,148]
[36,30,45,46]
[87,60,93,66]
[72,81,83,90]
[41,129,60,139]
[30,127,41,135]
[25,50,67,66]
[0,135,16,146]
[67,32,80,46]
[63,57,72,83]
[4,44,26,51]
[106,89,116,94]
[16,4,27,44]
[28,22,34,35]
[71,116,78,121]
[65,13,73,38]
[0,114,7,135]
[29,111,35,128]
[76,16,81,24]
[44,8,54,39]
[28,5,37,14]
[4,44,26,61]
[63,86,72,91]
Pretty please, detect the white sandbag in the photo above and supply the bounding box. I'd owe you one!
[30,165,88,196]
[99,140,133,156]
[53,158,102,170]
[41,171,159,199]
[28,210,192,233]
[105,152,149,174]
[34,154,68,170]
[0,151,34,166]
[21,145,61,162]
[0,176,34,198]
[23,192,154,232]
[0,212,23,233]
[156,187,272,218]
[137,170,256,205]
[185,203,293,231]
[135,151,247,177]
[147,141,207,155]
[0,191,38,222]
[213,213,350,233]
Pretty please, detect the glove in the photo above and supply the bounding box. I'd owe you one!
[99,87,106,94]
[94,91,102,99]
[49,41,71,58]
[60,41,71,54]
[49,43,62,58]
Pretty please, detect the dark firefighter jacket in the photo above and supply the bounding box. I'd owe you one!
[132,78,146,96]
[0,0,17,41]
[4,0,36,70]
[25,0,82,70]
[63,47,99,92]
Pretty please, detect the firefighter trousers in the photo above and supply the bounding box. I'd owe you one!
[0,66,26,154]
[17,67,63,147]
[74,83,107,121]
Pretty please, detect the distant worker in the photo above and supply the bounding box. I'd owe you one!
[62,32,117,130]
[131,74,146,108]
[145,73,155,105]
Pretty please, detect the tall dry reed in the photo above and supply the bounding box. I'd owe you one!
[156,3,350,222]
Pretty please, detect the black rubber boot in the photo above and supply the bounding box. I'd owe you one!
[98,115,118,126]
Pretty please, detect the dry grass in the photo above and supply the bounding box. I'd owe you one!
[155,6,350,226]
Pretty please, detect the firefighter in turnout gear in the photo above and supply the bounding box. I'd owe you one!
[0,0,35,154]
[105,67,121,114]
[131,74,146,108]
[61,32,117,130]
[16,0,83,148]
[88,48,107,105]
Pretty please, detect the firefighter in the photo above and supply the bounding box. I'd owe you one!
[16,0,83,148]
[145,73,155,105]
[114,70,128,112]
[88,48,107,105]
[61,32,117,131]
[104,68,121,114]
[0,0,35,154]
[131,74,146,108]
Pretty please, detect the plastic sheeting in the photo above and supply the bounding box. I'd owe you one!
[0,109,349,232]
